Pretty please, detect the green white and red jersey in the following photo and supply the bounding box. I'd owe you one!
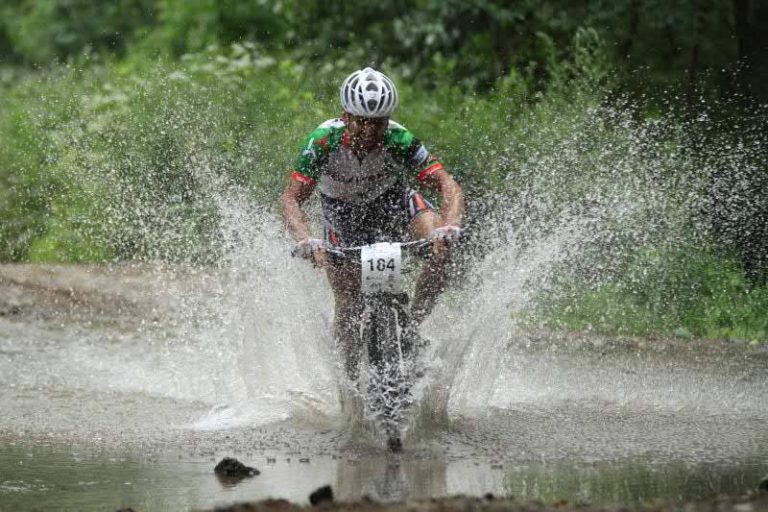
[290,118,444,204]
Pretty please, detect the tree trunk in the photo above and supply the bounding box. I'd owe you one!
[734,0,768,102]
[687,0,704,109]
[620,0,640,59]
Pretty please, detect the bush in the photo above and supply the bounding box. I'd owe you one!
[537,247,768,341]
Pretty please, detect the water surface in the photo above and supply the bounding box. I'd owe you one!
[0,263,766,511]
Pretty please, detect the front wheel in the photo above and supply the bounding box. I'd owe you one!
[362,292,413,448]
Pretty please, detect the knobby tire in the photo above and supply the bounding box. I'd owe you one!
[361,293,411,452]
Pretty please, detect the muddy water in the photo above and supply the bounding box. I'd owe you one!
[0,264,766,511]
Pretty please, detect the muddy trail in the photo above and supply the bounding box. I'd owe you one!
[0,263,766,512]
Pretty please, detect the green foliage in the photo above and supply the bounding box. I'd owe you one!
[3,0,155,63]
[0,89,53,260]
[0,45,335,263]
[0,0,753,97]
[0,30,609,262]
[538,246,768,342]
[138,0,291,57]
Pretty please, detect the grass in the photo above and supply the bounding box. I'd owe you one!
[536,247,768,342]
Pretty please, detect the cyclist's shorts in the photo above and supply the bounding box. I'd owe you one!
[321,185,435,247]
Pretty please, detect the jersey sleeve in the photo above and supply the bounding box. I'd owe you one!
[291,124,338,185]
[385,123,445,182]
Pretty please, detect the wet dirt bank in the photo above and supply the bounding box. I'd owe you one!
[2,262,766,355]
[207,491,768,512]
[0,262,215,324]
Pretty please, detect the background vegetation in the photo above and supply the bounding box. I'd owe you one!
[0,1,766,341]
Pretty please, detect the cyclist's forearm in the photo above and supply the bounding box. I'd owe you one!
[283,201,311,241]
[281,183,314,241]
[427,171,464,226]
[439,179,464,226]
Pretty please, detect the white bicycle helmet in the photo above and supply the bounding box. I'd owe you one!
[340,67,399,118]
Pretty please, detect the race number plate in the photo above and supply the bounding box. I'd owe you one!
[360,242,403,295]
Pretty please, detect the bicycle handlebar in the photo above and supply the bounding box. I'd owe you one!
[290,239,432,262]
[327,239,431,259]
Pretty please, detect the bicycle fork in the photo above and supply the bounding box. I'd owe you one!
[362,293,414,436]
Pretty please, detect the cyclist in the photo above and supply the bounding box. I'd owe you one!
[282,67,464,381]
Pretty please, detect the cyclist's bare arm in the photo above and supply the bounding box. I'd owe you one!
[420,168,464,227]
[282,178,330,267]
[281,179,315,241]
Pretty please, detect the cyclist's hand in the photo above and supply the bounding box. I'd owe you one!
[293,238,328,267]
[429,224,462,243]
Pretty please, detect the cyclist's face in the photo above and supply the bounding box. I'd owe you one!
[347,115,388,150]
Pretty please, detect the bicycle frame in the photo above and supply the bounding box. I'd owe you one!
[328,240,430,449]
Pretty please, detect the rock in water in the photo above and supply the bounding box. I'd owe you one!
[214,457,260,477]
[309,485,334,506]
[387,436,403,453]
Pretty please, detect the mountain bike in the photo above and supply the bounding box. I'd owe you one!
[295,239,431,451]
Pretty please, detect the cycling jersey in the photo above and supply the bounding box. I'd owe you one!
[322,187,435,247]
[290,118,444,204]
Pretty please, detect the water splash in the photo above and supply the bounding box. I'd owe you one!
[149,101,762,440]
[10,65,764,441]
[189,187,342,429]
